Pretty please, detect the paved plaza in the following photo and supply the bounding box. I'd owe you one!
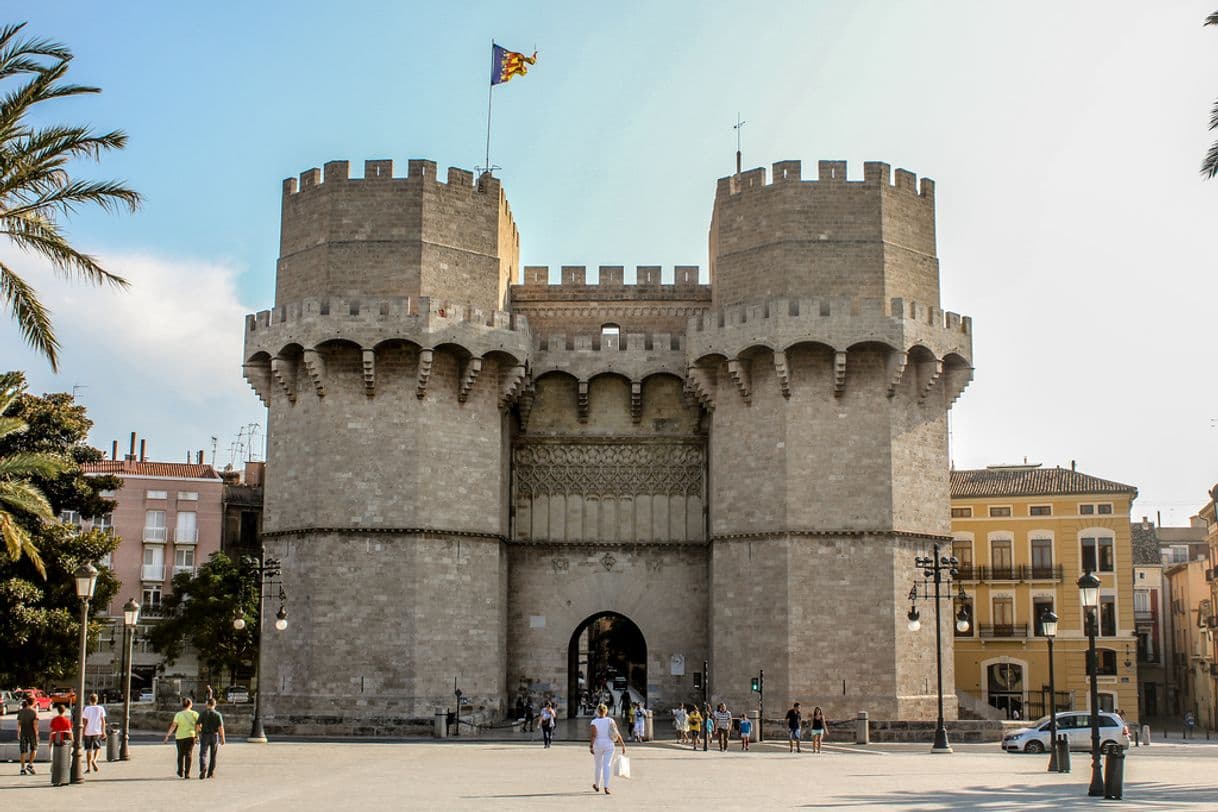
[1,733,1216,811]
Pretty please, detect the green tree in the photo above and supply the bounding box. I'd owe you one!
[1205,12,1218,179]
[0,22,141,370]
[0,372,120,685]
[147,552,260,686]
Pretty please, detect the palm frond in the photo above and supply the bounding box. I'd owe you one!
[0,415,29,441]
[5,177,141,219]
[0,260,59,370]
[0,450,71,480]
[1211,99,1218,132]
[0,509,46,579]
[1207,12,1218,27]
[1203,139,1218,180]
[0,478,56,518]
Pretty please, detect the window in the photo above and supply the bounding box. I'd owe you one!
[98,551,112,568]
[1089,650,1118,677]
[142,545,164,581]
[1080,503,1113,516]
[1081,535,1114,572]
[1168,545,1189,564]
[144,510,167,542]
[146,489,167,500]
[141,585,162,610]
[600,323,620,348]
[59,509,81,527]
[1097,504,1113,515]
[1097,693,1116,713]
[992,596,1015,627]
[175,511,198,544]
[1030,538,1053,576]
[1029,505,1052,516]
[989,506,1011,517]
[173,546,195,575]
[99,489,117,498]
[952,541,974,577]
[990,538,1013,577]
[1033,598,1054,636]
[951,507,972,518]
[177,491,198,501]
[94,513,113,533]
[1133,590,1150,614]
[1099,595,1117,636]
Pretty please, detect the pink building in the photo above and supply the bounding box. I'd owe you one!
[77,453,223,691]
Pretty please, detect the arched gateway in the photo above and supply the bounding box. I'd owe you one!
[568,612,647,719]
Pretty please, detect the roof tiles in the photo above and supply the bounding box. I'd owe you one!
[82,460,221,480]
[950,466,1136,499]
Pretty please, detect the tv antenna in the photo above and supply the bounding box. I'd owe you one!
[733,112,747,175]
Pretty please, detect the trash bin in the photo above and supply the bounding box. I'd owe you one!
[1103,749,1125,800]
[51,741,71,786]
[855,711,869,745]
[1056,735,1070,773]
[106,724,120,761]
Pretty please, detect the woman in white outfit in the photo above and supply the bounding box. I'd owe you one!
[588,703,625,795]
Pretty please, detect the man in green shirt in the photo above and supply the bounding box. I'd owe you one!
[163,698,199,779]
[196,698,226,779]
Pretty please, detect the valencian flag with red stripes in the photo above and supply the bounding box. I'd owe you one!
[491,43,537,85]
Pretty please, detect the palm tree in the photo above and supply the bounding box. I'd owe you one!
[0,22,141,370]
[1205,13,1218,179]
[0,372,70,578]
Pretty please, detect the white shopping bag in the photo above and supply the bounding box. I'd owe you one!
[613,754,632,779]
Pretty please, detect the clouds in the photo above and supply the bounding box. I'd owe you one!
[0,245,265,464]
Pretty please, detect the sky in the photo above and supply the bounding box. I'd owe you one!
[2,1,1217,524]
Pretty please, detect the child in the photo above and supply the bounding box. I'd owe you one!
[739,713,753,751]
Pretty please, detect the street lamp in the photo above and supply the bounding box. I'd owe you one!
[1078,570,1104,797]
[70,563,98,784]
[120,598,140,760]
[1040,608,1060,772]
[232,548,286,743]
[908,544,967,754]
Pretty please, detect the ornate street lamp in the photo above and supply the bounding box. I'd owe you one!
[1078,571,1104,797]
[232,548,286,743]
[908,545,968,753]
[1040,608,1060,772]
[120,598,140,760]
[70,563,98,784]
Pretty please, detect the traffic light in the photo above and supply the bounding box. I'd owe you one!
[750,676,760,693]
[693,672,703,690]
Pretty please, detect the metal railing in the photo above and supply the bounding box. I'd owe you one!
[172,565,195,577]
[143,526,167,542]
[1023,564,1064,581]
[173,527,198,544]
[978,623,1028,639]
[140,564,165,581]
[961,565,1063,583]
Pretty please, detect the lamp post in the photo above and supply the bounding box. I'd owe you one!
[908,544,969,754]
[1040,608,1059,772]
[1078,570,1105,797]
[233,547,286,743]
[702,659,709,752]
[120,598,140,760]
[70,563,98,784]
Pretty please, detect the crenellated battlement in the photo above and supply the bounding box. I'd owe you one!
[282,158,501,198]
[535,331,685,353]
[714,160,935,200]
[515,265,706,289]
[246,295,527,335]
[689,296,968,336]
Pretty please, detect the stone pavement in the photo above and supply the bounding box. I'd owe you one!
[1,738,1216,810]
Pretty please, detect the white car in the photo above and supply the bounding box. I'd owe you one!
[138,689,154,703]
[226,687,250,703]
[1002,711,1130,754]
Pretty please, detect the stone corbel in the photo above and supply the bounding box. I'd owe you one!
[918,358,943,404]
[833,350,847,397]
[630,380,642,423]
[516,382,536,431]
[945,363,974,406]
[302,349,325,398]
[499,365,527,410]
[727,358,751,404]
[270,357,297,404]
[458,357,482,403]
[773,351,791,398]
[686,366,716,411]
[886,351,908,398]
[362,349,376,397]
[416,348,434,399]
[242,362,273,407]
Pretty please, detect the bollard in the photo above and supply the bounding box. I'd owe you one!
[644,709,654,742]
[50,741,71,786]
[1141,724,1150,745]
[855,711,869,745]
[106,724,120,761]
[749,711,760,744]
[434,708,447,738]
[1056,734,1070,773]
[1102,749,1125,800]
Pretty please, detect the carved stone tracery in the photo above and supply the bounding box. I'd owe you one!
[513,440,705,498]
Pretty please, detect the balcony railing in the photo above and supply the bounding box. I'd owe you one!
[1023,564,1064,582]
[978,623,1028,639]
[140,564,165,581]
[140,604,167,618]
[955,564,978,581]
[173,527,198,544]
[172,565,195,577]
[964,565,1064,583]
[986,566,1018,581]
[1134,609,1153,622]
[142,526,167,543]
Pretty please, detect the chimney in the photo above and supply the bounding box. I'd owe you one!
[244,461,265,488]
[128,432,137,461]
[1070,460,1076,472]
[197,450,204,464]
[139,439,147,462]
[111,440,118,461]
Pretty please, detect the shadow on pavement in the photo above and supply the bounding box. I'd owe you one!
[813,781,1218,810]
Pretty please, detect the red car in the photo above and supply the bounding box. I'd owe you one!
[48,688,77,706]
[16,688,51,711]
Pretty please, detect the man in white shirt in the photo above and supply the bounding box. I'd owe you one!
[81,693,107,773]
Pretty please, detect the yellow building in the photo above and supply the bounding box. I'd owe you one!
[950,464,1139,724]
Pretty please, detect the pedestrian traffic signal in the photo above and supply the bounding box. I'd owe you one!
[750,677,760,692]
[693,672,703,690]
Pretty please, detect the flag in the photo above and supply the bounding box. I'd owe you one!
[492,43,537,86]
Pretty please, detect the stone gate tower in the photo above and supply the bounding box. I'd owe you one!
[242,156,973,734]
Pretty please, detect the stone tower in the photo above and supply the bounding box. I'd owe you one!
[691,160,972,718]
[243,159,530,731]
[242,155,973,733]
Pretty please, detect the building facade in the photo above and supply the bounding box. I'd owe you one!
[950,465,1139,723]
[80,447,223,693]
[242,157,975,734]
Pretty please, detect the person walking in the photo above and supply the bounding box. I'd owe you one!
[17,698,39,775]
[588,703,625,795]
[634,702,648,742]
[738,712,753,751]
[713,703,732,751]
[785,702,803,753]
[673,704,688,744]
[197,698,225,778]
[164,697,199,779]
[539,701,556,749]
[704,703,715,746]
[81,693,107,773]
[687,705,703,750]
[809,706,827,753]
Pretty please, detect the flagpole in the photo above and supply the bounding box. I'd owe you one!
[484,40,494,175]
